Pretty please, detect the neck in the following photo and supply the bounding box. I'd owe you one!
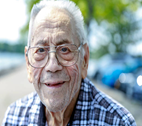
[45,90,79,126]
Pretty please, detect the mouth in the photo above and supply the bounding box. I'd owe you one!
[44,81,65,88]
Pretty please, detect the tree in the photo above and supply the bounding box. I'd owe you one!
[21,0,142,58]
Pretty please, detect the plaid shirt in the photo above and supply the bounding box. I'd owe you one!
[2,78,136,126]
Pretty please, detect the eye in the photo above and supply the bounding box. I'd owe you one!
[35,47,47,54]
[59,47,71,54]
[61,47,68,52]
[38,48,45,53]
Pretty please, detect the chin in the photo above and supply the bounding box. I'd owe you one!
[43,98,70,112]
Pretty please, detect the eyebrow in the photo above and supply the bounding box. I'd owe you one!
[35,40,48,46]
[56,40,71,45]
[35,39,71,46]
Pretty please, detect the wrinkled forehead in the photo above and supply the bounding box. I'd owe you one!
[33,7,73,35]
[35,7,72,24]
[31,7,76,46]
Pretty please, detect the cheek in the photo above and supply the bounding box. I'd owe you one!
[67,64,82,92]
[67,65,80,79]
[31,68,42,89]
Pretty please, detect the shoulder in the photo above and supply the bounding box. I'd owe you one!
[2,92,41,125]
[7,92,40,113]
[80,78,136,125]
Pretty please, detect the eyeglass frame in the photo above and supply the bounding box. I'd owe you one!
[26,43,83,68]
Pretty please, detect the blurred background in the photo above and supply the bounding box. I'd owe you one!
[0,0,142,125]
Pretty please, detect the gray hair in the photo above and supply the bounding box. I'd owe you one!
[27,0,87,47]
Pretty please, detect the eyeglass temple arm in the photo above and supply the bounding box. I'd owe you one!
[78,43,83,51]
[26,46,31,57]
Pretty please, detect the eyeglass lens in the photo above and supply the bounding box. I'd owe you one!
[28,44,79,68]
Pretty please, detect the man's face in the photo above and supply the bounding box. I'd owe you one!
[25,7,88,112]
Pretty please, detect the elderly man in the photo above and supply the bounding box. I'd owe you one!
[2,0,136,126]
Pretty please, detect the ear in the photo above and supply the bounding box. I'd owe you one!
[81,43,89,79]
[25,46,32,83]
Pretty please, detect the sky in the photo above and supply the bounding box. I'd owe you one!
[0,0,27,43]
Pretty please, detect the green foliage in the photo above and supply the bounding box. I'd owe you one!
[0,42,25,54]
[72,0,140,24]
[94,0,128,23]
[25,0,41,14]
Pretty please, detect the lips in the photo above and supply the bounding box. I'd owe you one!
[44,81,65,87]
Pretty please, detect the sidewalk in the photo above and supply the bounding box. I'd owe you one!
[0,65,142,125]
[0,65,34,124]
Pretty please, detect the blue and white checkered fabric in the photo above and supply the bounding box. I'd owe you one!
[2,78,137,126]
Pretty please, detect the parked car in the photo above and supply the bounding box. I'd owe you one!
[93,53,142,88]
[115,67,142,101]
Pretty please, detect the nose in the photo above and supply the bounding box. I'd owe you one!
[44,51,63,72]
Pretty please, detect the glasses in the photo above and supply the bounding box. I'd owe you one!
[26,43,83,68]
